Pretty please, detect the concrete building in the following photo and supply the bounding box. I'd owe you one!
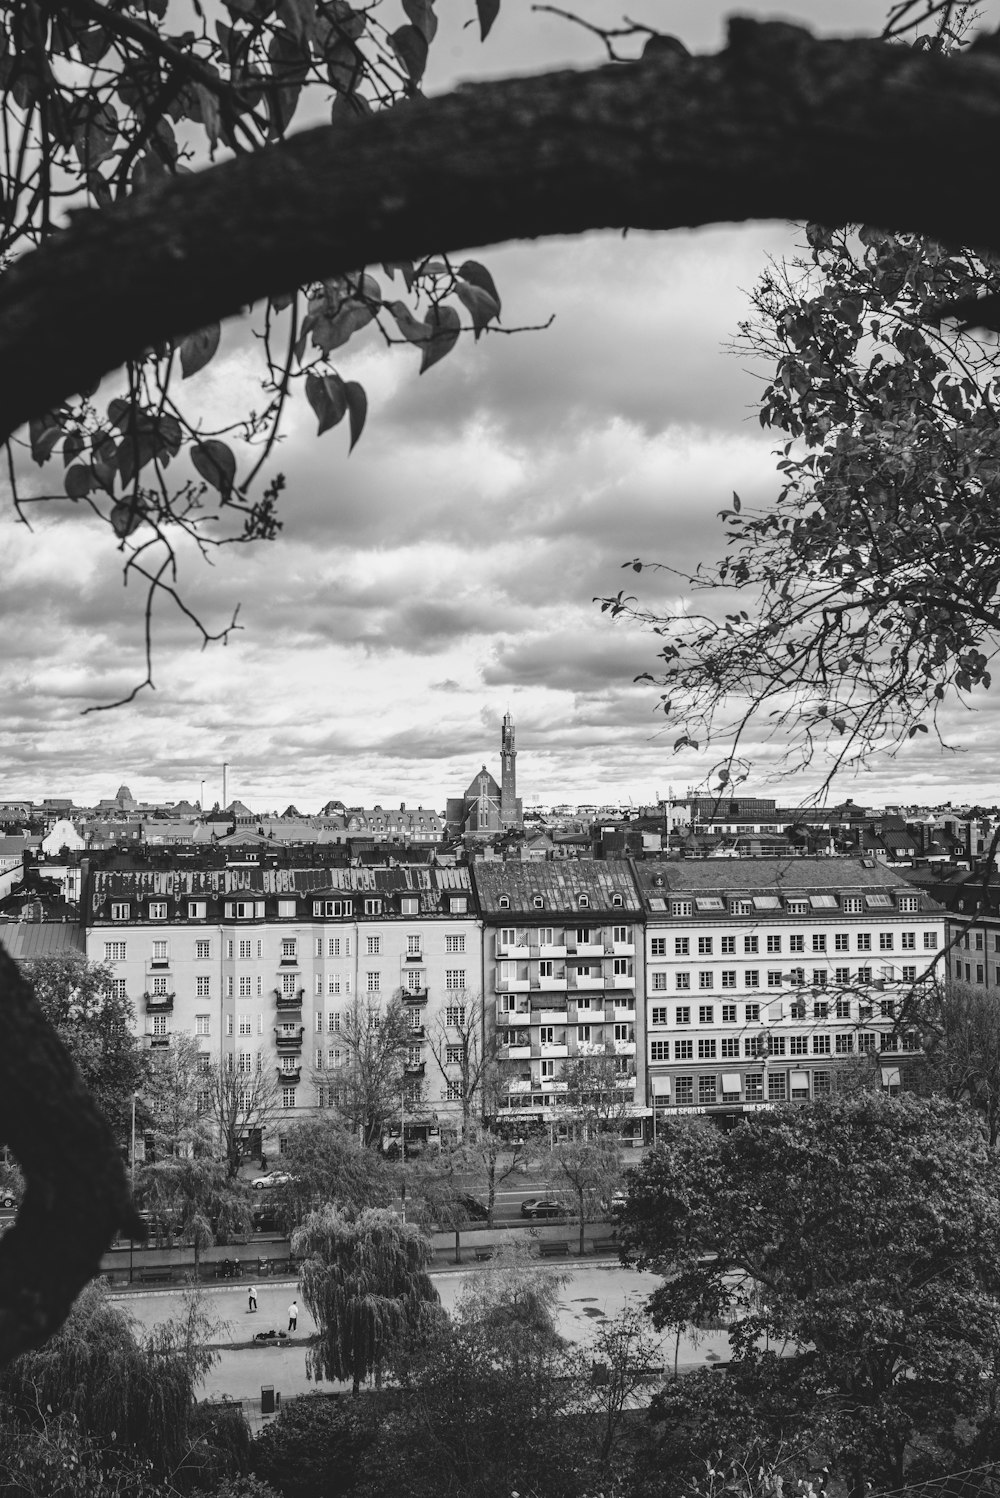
[634,858,945,1127]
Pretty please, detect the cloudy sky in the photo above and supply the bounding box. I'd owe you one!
[6,0,1000,815]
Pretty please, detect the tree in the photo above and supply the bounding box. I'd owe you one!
[426,990,492,1142]
[205,1060,280,1178]
[621,1094,1000,1496]
[136,1157,254,1277]
[333,995,412,1150]
[251,1393,375,1498]
[278,1115,395,1229]
[18,955,146,1142]
[549,1134,622,1257]
[560,1044,636,1136]
[909,978,1000,1144]
[140,1030,214,1160]
[292,1204,440,1395]
[4,8,1000,705]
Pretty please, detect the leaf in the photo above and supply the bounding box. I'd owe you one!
[29,411,64,465]
[312,299,374,354]
[455,281,500,338]
[117,433,158,488]
[110,499,146,538]
[382,261,415,290]
[305,372,348,435]
[475,0,500,41]
[193,84,222,151]
[107,398,131,432]
[389,301,431,344]
[732,491,741,512]
[345,381,367,451]
[64,464,94,499]
[390,24,428,83]
[420,303,461,374]
[191,439,236,496]
[402,0,437,42]
[457,259,501,316]
[178,323,221,378]
[63,431,85,467]
[72,102,118,168]
[270,289,296,312]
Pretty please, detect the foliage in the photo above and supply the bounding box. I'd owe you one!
[0,0,503,699]
[454,1235,567,1347]
[0,1281,205,1480]
[560,1045,637,1131]
[278,1116,394,1227]
[550,1133,623,1255]
[0,1406,169,1498]
[468,1120,543,1226]
[621,1094,1000,1492]
[251,1393,375,1498]
[141,1030,216,1160]
[425,991,492,1140]
[600,210,1000,785]
[19,954,146,1141]
[332,995,413,1150]
[181,1401,255,1494]
[137,1158,254,1272]
[916,979,1000,1145]
[292,1205,440,1394]
[588,1304,666,1465]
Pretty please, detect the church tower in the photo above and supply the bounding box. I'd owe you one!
[500,712,522,830]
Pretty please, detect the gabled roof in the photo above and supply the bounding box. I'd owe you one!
[0,921,86,959]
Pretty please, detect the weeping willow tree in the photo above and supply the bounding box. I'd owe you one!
[293,1205,440,1395]
[0,1281,215,1478]
[137,1157,254,1281]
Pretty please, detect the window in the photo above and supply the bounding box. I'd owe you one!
[281,939,297,961]
[745,970,760,988]
[538,960,554,978]
[898,894,918,912]
[721,1037,740,1058]
[675,1006,691,1025]
[879,932,894,951]
[675,972,691,990]
[835,996,851,1018]
[443,970,466,992]
[281,973,297,995]
[698,970,713,990]
[614,1022,632,1043]
[651,938,667,957]
[674,938,690,956]
[858,1033,876,1053]
[446,1080,464,1101]
[698,1074,717,1104]
[282,1088,296,1109]
[498,896,511,910]
[834,967,851,985]
[446,935,466,953]
[278,899,296,917]
[104,941,126,961]
[151,1013,168,1036]
[786,899,808,916]
[923,931,938,948]
[745,1074,764,1102]
[239,975,252,997]
[902,965,917,982]
[744,1036,764,1057]
[770,1036,786,1056]
[842,896,863,914]
[722,1003,737,1023]
[813,1070,832,1095]
[721,970,737,988]
[366,935,380,956]
[363,971,379,994]
[446,1005,467,1027]
[674,1077,694,1105]
[789,935,804,953]
[698,1038,716,1060]
[812,973,827,993]
[857,932,872,951]
[766,935,782,954]
[834,933,849,952]
[767,969,783,988]
[745,1003,760,1021]
[188,901,207,920]
[731,899,753,916]
[788,967,805,986]
[651,972,667,991]
[239,1016,252,1036]
[328,938,341,957]
[613,925,629,943]
[768,1073,787,1102]
[835,1033,854,1054]
[857,966,872,983]
[226,1015,234,1035]
[698,1004,714,1024]
[650,1040,669,1061]
[111,978,126,999]
[194,975,210,999]
[813,1034,831,1054]
[111,903,130,921]
[314,899,353,918]
[147,901,166,921]
[744,936,759,954]
[672,900,693,917]
[651,1006,668,1025]
[675,1038,693,1059]
[151,975,168,996]
[812,933,826,953]
[698,936,713,956]
[901,930,916,950]
[880,998,897,1019]
[577,1024,592,1044]
[539,1059,555,1080]
[721,936,736,955]
[789,1035,808,1055]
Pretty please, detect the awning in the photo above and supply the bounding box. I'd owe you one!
[881,1066,901,1087]
[752,896,780,910]
[651,1075,672,1096]
[809,894,837,909]
[790,1070,809,1090]
[866,893,892,908]
[695,897,725,911]
[722,1073,741,1092]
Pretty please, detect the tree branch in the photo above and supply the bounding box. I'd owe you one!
[4,19,1000,440]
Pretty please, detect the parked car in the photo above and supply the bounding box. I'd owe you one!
[0,1192,18,1210]
[520,1198,568,1220]
[251,1170,297,1190]
[605,1190,628,1215]
[459,1194,489,1222]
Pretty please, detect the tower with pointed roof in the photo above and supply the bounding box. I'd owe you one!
[500,712,522,831]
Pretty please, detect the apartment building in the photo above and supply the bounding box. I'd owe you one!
[85,863,480,1154]
[471,862,647,1142]
[634,858,946,1126]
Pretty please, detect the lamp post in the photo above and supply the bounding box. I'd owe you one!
[400,1083,406,1223]
[129,1091,137,1284]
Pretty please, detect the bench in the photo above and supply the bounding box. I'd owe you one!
[474,1247,494,1262]
[538,1241,569,1259]
[591,1238,618,1255]
[138,1269,172,1285]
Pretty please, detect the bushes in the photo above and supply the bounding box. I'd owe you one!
[250,1394,375,1498]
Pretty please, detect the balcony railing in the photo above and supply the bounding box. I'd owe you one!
[276,1065,301,1084]
[273,987,305,1009]
[275,1026,304,1049]
[404,1061,425,1077]
[403,988,428,1005]
[146,1034,172,1049]
[143,992,174,1012]
[406,1024,426,1041]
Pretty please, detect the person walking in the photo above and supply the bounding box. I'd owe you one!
[248,1285,257,1313]
[287,1299,298,1332]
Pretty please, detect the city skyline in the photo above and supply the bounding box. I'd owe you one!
[5,0,1000,814]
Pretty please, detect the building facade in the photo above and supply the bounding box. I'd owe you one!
[634,859,945,1126]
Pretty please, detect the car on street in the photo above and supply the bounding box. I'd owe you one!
[605,1190,628,1214]
[251,1170,297,1190]
[520,1197,569,1220]
[459,1194,489,1221]
[0,1193,16,1210]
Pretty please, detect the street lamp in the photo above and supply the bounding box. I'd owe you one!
[129,1091,138,1284]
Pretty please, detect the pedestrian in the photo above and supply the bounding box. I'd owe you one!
[248,1285,257,1313]
[260,1152,267,1172]
[287,1299,298,1332]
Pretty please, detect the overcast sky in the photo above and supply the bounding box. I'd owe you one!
[6,0,1000,815]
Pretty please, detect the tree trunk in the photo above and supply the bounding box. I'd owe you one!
[7,22,1000,438]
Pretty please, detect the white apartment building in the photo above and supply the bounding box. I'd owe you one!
[634,858,946,1125]
[471,862,647,1142]
[85,863,480,1154]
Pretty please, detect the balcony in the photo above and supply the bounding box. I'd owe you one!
[568,972,603,990]
[495,976,530,993]
[611,941,635,957]
[144,991,174,1012]
[274,987,305,1009]
[404,1061,425,1077]
[496,1004,530,1026]
[406,1024,426,1041]
[611,973,635,989]
[276,1065,301,1084]
[279,955,299,967]
[146,1034,172,1049]
[495,937,528,958]
[613,1039,637,1056]
[275,1026,305,1050]
[531,974,568,991]
[499,1044,531,1061]
[149,959,170,970]
[403,987,428,1005]
[570,939,604,957]
[533,1004,569,1023]
[538,942,567,958]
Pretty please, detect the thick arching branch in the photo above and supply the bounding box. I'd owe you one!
[0,943,144,1368]
[3,18,1000,441]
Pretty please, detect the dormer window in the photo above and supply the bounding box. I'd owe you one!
[111,903,130,921]
[498,896,511,909]
[364,899,382,915]
[149,902,167,921]
[533,896,544,909]
[578,895,590,908]
[277,899,297,918]
[611,893,624,908]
